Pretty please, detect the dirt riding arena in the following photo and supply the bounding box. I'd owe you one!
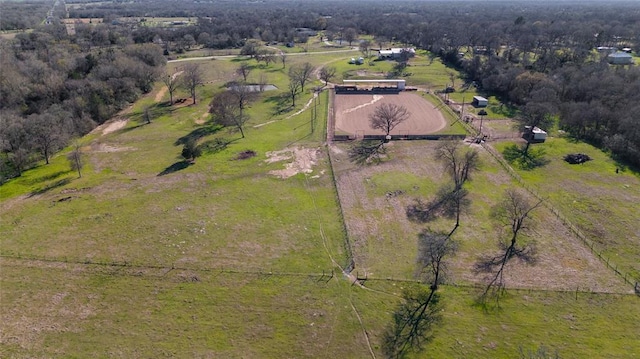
[333,92,447,138]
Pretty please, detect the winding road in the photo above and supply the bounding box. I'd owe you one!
[167,48,359,63]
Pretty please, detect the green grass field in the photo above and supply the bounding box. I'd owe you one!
[1,47,639,358]
[494,137,640,282]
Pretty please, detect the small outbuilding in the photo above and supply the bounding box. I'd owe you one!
[522,126,547,143]
[378,48,416,60]
[472,96,488,108]
[607,51,634,65]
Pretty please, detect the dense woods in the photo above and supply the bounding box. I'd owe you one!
[1,22,165,181]
[0,0,52,31]
[1,0,639,182]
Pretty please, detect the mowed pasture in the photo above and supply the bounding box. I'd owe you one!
[0,53,366,357]
[334,92,447,137]
[1,49,639,357]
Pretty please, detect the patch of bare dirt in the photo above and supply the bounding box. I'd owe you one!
[155,85,168,102]
[265,147,320,179]
[334,92,447,136]
[155,70,183,103]
[355,70,386,77]
[89,143,135,153]
[98,118,128,135]
[195,111,209,125]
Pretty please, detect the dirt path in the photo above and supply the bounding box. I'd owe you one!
[154,71,183,103]
[251,91,320,128]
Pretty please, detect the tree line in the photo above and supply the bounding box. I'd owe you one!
[0,24,166,182]
[0,0,51,31]
[3,0,639,175]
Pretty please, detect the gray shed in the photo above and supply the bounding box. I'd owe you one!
[472,96,488,107]
[607,52,634,65]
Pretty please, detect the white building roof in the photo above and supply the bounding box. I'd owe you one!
[608,51,632,58]
[343,79,405,84]
[473,96,488,102]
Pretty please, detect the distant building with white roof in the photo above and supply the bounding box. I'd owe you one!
[607,51,634,65]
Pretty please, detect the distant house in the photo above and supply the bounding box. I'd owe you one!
[596,46,617,53]
[607,51,634,65]
[295,28,317,37]
[472,96,488,108]
[473,46,488,55]
[378,48,416,60]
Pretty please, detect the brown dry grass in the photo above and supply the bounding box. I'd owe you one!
[331,140,630,293]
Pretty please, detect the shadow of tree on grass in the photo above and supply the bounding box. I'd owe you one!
[25,170,70,185]
[157,161,193,176]
[29,177,72,197]
[174,124,223,146]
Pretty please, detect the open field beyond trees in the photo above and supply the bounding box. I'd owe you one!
[1,47,639,358]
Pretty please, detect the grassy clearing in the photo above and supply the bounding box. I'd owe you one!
[0,88,341,273]
[494,137,640,281]
[0,259,372,358]
[353,282,640,359]
[1,52,357,356]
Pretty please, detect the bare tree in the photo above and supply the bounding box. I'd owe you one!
[475,189,543,303]
[436,140,479,191]
[407,141,478,227]
[210,91,250,138]
[319,66,336,86]
[369,103,410,136]
[289,62,314,92]
[0,114,31,176]
[143,106,152,124]
[280,52,287,68]
[359,39,371,58]
[287,78,301,107]
[67,142,84,178]
[448,71,457,88]
[376,36,388,50]
[240,39,261,58]
[258,73,268,92]
[344,27,358,47]
[229,82,257,113]
[236,62,252,82]
[416,230,459,290]
[181,63,204,105]
[161,71,180,105]
[28,113,65,165]
[256,49,276,66]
